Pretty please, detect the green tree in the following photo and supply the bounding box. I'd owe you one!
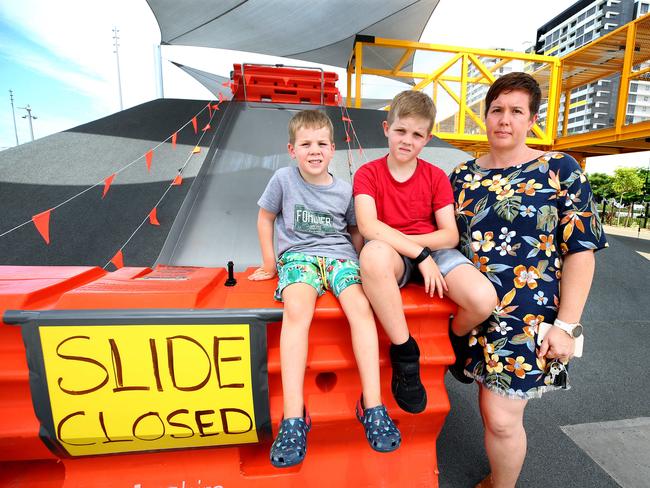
[633,167,649,203]
[612,167,644,226]
[588,172,614,201]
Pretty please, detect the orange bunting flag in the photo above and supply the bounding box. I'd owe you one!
[342,116,352,123]
[192,146,201,154]
[149,207,160,226]
[218,92,224,103]
[102,174,115,199]
[212,103,220,110]
[345,132,351,143]
[32,209,52,244]
[282,77,290,86]
[202,123,211,132]
[111,250,124,269]
[172,174,183,186]
[222,81,230,87]
[192,117,198,134]
[171,132,177,148]
[145,149,153,172]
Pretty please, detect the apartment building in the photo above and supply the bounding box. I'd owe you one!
[534,0,650,134]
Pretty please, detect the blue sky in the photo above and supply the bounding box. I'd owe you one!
[0,0,647,173]
[0,0,162,149]
[0,19,105,139]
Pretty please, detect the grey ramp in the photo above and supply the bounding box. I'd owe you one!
[0,99,212,267]
[156,101,470,269]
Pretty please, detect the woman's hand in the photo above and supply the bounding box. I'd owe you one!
[248,266,277,281]
[537,326,575,363]
[418,256,448,298]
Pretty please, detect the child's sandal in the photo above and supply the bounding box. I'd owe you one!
[269,411,312,468]
[356,397,401,452]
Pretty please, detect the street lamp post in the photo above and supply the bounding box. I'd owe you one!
[113,27,124,110]
[17,105,37,142]
[9,90,19,145]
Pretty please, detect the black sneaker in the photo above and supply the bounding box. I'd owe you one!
[390,339,427,413]
[448,319,473,384]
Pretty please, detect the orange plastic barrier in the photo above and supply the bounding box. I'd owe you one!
[0,265,455,487]
[231,64,340,106]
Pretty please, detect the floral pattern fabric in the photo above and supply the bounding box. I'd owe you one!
[450,152,608,399]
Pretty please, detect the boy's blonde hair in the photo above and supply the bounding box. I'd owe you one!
[288,110,334,144]
[387,90,436,132]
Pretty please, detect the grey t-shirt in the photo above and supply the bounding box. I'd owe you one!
[258,166,358,261]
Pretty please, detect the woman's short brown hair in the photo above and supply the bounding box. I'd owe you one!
[485,72,541,117]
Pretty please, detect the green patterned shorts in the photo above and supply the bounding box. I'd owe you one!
[275,252,361,301]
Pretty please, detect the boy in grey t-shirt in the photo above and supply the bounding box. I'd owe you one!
[249,110,400,468]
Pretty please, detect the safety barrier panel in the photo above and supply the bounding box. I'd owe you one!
[0,264,455,487]
[231,64,340,106]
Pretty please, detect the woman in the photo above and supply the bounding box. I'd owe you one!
[450,72,607,488]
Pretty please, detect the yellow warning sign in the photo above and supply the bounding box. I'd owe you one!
[39,324,258,456]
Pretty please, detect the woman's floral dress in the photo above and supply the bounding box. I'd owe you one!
[450,152,607,399]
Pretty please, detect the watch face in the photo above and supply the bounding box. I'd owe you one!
[572,324,583,338]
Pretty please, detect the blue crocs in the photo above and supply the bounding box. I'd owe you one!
[269,412,311,468]
[356,398,401,453]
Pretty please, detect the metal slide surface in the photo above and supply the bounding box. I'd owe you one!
[156,101,470,269]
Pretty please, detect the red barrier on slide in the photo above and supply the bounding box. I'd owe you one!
[231,64,340,106]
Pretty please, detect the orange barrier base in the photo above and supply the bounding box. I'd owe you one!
[0,265,455,487]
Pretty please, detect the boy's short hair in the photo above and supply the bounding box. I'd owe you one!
[387,90,436,132]
[288,110,334,144]
[485,72,541,117]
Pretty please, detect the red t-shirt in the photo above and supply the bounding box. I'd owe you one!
[353,155,454,235]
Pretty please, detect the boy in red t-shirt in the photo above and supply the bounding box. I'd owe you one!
[353,90,497,413]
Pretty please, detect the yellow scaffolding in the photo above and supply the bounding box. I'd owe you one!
[554,12,650,157]
[346,13,650,159]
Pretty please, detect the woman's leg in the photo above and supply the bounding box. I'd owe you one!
[280,283,318,418]
[359,240,408,344]
[479,386,528,488]
[338,283,381,408]
[445,264,497,336]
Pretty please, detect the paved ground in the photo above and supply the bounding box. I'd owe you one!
[438,226,650,488]
[603,225,650,260]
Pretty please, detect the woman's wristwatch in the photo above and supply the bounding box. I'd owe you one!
[553,318,584,338]
[411,246,432,265]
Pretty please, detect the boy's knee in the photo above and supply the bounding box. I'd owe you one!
[461,278,497,319]
[282,294,316,325]
[477,285,498,318]
[359,240,394,270]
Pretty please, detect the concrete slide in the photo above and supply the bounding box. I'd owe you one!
[155,101,471,269]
